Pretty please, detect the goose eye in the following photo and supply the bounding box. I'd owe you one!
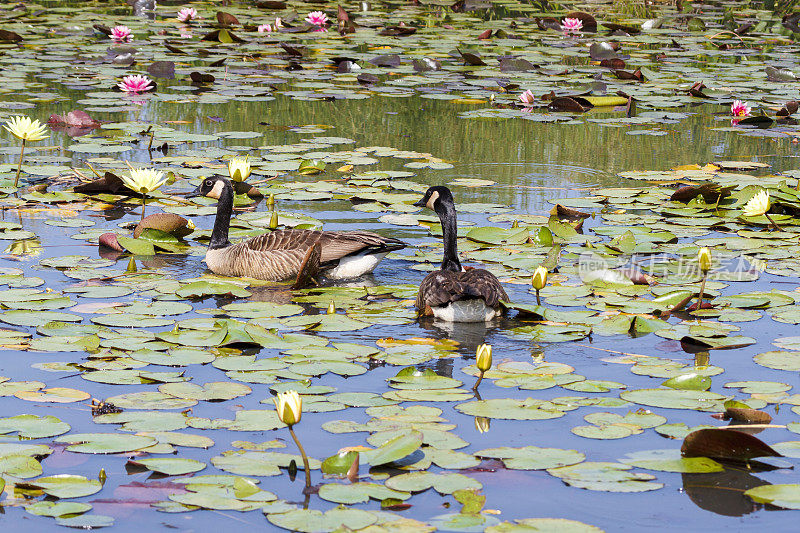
[205,180,213,186]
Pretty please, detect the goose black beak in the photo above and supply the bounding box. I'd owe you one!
[413,198,426,208]
[185,185,203,199]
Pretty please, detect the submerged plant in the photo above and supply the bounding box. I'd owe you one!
[110,25,132,42]
[695,247,712,310]
[118,74,154,94]
[472,343,492,390]
[274,390,311,488]
[3,116,49,187]
[120,165,167,221]
[532,266,548,305]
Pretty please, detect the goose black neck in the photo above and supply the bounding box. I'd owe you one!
[435,199,461,273]
[209,181,233,250]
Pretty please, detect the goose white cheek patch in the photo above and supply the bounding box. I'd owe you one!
[208,180,225,199]
[425,190,439,210]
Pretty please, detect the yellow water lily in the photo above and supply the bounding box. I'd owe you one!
[121,165,168,220]
[274,389,302,426]
[3,116,49,187]
[4,116,48,142]
[228,157,251,182]
[742,190,770,217]
[531,266,548,305]
[697,247,712,273]
[274,389,310,487]
[476,343,492,372]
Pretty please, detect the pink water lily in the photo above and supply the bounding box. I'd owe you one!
[305,11,328,27]
[258,24,273,33]
[730,100,751,117]
[177,7,198,22]
[561,18,583,33]
[118,74,154,93]
[111,25,133,42]
[519,89,535,106]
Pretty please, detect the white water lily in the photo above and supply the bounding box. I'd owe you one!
[531,266,548,290]
[121,166,168,220]
[274,390,302,426]
[228,157,251,182]
[476,343,492,372]
[742,190,770,217]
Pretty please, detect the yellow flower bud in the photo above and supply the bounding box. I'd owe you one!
[327,301,336,314]
[274,390,302,426]
[476,343,492,372]
[269,211,278,229]
[228,157,251,182]
[697,247,712,273]
[531,266,548,291]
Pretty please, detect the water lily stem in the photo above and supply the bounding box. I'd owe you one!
[696,272,707,311]
[288,425,311,488]
[535,289,541,306]
[472,371,484,391]
[141,194,146,221]
[14,140,25,188]
[765,213,782,232]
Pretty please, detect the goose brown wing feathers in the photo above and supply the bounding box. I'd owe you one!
[242,229,404,265]
[415,268,508,311]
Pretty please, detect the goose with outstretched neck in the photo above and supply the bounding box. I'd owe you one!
[187,176,405,285]
[413,186,508,322]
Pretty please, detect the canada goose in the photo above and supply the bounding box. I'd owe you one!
[186,176,405,285]
[413,186,508,322]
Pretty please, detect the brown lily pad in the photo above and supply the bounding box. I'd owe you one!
[682,429,783,462]
[133,213,193,239]
[99,233,124,252]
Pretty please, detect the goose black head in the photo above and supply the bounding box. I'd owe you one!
[186,175,230,200]
[413,186,454,211]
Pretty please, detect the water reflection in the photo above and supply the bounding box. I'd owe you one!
[682,467,770,517]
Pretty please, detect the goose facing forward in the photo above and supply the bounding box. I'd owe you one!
[413,186,508,322]
[187,176,405,284]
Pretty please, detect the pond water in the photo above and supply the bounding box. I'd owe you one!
[1,0,800,531]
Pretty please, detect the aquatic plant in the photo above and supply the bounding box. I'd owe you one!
[730,100,751,117]
[110,25,132,42]
[3,115,48,187]
[519,90,535,106]
[118,74,154,94]
[305,11,328,27]
[532,266,548,305]
[120,165,167,221]
[274,390,311,488]
[743,190,781,230]
[472,344,492,390]
[696,247,712,310]
[227,157,251,182]
[176,7,198,22]
[258,24,274,33]
[561,18,583,33]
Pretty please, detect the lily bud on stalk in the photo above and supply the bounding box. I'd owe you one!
[695,248,712,311]
[274,390,311,488]
[473,343,492,390]
[532,266,548,305]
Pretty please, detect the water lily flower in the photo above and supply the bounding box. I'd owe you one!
[274,390,302,426]
[275,17,284,28]
[697,247,712,273]
[474,416,490,433]
[258,24,273,33]
[561,18,583,33]
[742,189,781,230]
[118,74,154,94]
[227,157,251,182]
[3,116,49,187]
[730,100,751,118]
[110,25,133,42]
[327,301,336,314]
[305,11,328,27]
[121,165,167,220]
[177,7,198,22]
[274,390,311,487]
[476,343,492,372]
[531,266,548,304]
[742,190,770,217]
[519,89,535,106]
